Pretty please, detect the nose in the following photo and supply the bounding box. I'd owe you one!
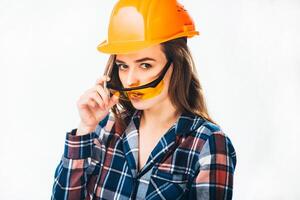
[125,68,140,88]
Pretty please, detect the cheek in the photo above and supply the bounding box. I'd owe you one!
[118,72,125,85]
[118,71,156,86]
[147,68,172,100]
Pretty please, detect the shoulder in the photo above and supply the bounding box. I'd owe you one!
[196,121,236,168]
[184,118,237,170]
[197,120,236,155]
[192,119,235,151]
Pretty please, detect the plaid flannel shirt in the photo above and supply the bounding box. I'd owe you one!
[51,109,236,200]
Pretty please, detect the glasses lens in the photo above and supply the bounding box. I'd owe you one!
[106,65,166,101]
[123,79,164,101]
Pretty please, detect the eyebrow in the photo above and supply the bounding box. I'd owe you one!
[115,57,157,64]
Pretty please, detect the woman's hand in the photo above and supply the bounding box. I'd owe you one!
[76,75,119,136]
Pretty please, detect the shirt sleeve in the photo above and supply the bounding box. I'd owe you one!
[51,113,112,200]
[188,132,237,200]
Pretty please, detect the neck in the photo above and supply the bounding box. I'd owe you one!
[140,97,180,130]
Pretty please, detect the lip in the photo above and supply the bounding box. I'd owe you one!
[127,91,144,99]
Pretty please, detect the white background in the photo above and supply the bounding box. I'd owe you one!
[1,0,299,199]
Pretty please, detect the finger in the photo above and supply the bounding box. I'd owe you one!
[81,86,107,110]
[95,75,110,85]
[107,92,120,108]
[87,98,98,109]
[89,92,105,110]
[94,85,109,106]
[77,95,98,110]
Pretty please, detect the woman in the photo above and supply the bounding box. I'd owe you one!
[51,0,237,199]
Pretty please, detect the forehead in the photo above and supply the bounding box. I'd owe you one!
[115,44,166,62]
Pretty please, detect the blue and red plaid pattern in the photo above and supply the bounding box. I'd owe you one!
[51,109,237,199]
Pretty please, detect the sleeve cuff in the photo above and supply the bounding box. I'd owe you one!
[63,128,95,159]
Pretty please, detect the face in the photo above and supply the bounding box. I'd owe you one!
[115,44,173,110]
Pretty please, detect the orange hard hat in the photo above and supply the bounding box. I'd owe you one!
[97,0,199,54]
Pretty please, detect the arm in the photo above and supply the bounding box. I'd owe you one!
[51,114,112,200]
[188,132,237,200]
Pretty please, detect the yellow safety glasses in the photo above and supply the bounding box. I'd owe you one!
[104,60,172,101]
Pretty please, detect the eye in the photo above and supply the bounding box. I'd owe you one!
[140,63,152,69]
[116,64,128,71]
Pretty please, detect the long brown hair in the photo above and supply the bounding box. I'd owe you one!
[103,37,217,133]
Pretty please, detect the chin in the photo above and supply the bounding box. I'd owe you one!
[130,98,153,110]
[130,93,167,110]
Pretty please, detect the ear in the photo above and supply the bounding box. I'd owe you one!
[170,63,174,72]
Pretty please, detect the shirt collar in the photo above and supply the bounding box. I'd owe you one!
[131,109,205,137]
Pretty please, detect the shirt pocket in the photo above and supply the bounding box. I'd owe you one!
[145,169,189,200]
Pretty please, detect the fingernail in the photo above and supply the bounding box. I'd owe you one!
[114,91,120,97]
